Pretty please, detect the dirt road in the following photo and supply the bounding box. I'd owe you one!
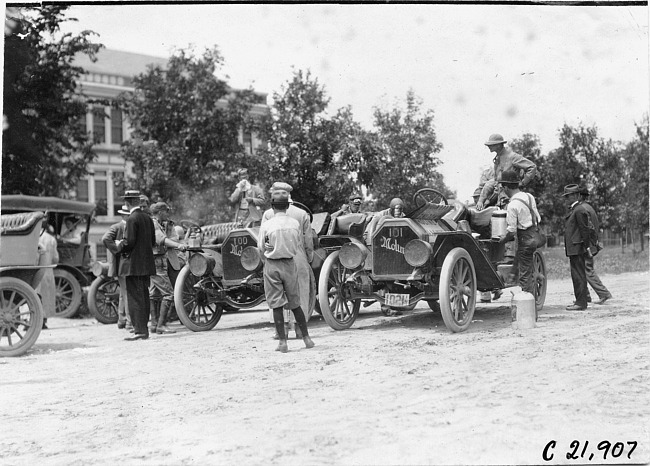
[1,272,648,465]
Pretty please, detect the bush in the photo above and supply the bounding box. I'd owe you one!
[541,246,649,279]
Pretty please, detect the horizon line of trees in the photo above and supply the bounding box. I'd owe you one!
[3,6,648,250]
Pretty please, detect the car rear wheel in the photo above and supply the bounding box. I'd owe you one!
[532,250,547,316]
[439,248,477,332]
[53,269,82,318]
[88,276,120,324]
[318,251,361,330]
[0,277,43,357]
[174,265,224,332]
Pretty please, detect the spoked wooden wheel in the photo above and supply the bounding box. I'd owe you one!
[318,251,361,330]
[412,188,448,208]
[53,269,82,318]
[0,277,44,357]
[173,265,223,332]
[532,250,547,316]
[439,248,477,332]
[88,276,120,324]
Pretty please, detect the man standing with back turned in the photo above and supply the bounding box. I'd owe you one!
[117,190,156,340]
[258,188,315,353]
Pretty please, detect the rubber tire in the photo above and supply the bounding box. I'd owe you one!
[426,300,440,312]
[53,268,82,318]
[318,251,361,330]
[0,277,44,357]
[532,250,547,317]
[174,265,223,332]
[88,276,120,324]
[439,248,477,333]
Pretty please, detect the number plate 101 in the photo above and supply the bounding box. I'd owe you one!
[385,293,409,307]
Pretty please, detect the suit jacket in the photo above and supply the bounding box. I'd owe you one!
[564,201,592,256]
[229,183,266,222]
[117,208,156,276]
[479,147,537,205]
[102,220,125,277]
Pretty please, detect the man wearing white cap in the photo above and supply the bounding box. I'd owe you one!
[262,182,315,339]
[102,204,132,330]
[476,134,537,211]
[258,189,315,353]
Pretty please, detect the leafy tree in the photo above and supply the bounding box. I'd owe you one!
[509,133,548,220]
[619,115,649,250]
[255,70,370,212]
[366,90,449,208]
[2,5,102,196]
[118,46,258,223]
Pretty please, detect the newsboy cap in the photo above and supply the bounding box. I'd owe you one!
[562,184,582,196]
[271,190,290,203]
[269,181,293,193]
[349,193,362,202]
[484,134,507,146]
[122,189,142,199]
[150,202,170,214]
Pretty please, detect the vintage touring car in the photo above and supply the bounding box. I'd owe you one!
[1,195,96,318]
[173,204,329,332]
[317,188,547,333]
[0,211,54,356]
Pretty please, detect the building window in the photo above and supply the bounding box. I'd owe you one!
[76,179,89,202]
[112,171,126,216]
[111,109,123,144]
[93,107,106,144]
[95,179,108,216]
[243,130,253,154]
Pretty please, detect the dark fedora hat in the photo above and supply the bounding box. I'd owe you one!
[498,169,520,185]
[562,184,582,196]
[122,189,142,199]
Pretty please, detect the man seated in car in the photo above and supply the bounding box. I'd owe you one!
[332,193,364,217]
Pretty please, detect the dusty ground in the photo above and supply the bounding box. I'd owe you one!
[1,271,649,466]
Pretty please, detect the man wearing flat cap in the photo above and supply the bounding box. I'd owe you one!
[116,190,156,340]
[262,182,315,338]
[333,193,364,217]
[102,204,132,330]
[476,133,537,211]
[258,189,315,353]
[563,184,597,310]
[579,186,612,305]
[148,202,187,334]
[229,168,266,226]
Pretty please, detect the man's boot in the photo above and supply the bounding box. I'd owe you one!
[149,299,159,334]
[156,300,176,334]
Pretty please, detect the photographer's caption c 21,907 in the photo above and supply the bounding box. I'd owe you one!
[542,440,638,462]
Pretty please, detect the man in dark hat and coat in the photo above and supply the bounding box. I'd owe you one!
[116,190,156,340]
[563,184,597,310]
[579,186,612,305]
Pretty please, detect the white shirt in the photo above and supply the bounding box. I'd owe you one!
[506,192,541,233]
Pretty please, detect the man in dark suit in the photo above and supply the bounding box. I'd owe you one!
[580,186,612,305]
[102,205,131,330]
[116,190,156,340]
[564,184,597,311]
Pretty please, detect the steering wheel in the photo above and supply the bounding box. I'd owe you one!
[293,201,313,223]
[413,188,448,207]
[180,219,202,239]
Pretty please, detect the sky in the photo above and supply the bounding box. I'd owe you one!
[61,4,648,202]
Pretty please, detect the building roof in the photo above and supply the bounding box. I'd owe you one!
[74,48,168,78]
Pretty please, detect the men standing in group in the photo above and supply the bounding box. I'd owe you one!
[476,134,537,210]
[149,202,187,334]
[262,182,314,339]
[580,186,612,305]
[258,188,315,353]
[229,168,266,226]
[102,204,132,330]
[116,190,156,340]
[563,184,597,311]
[497,169,542,295]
